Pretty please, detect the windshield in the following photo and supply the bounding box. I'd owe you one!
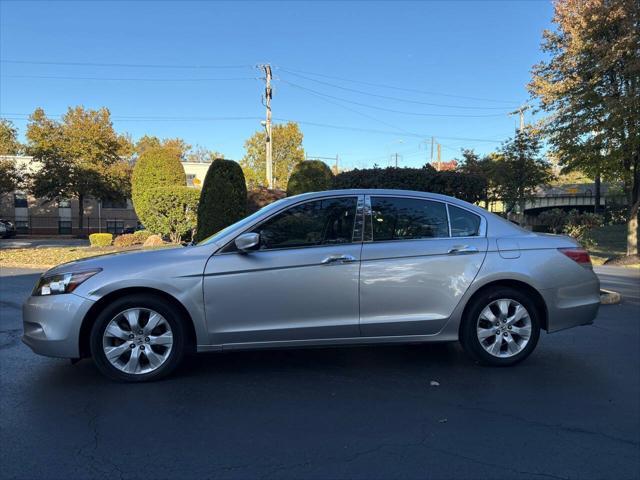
[196,197,289,246]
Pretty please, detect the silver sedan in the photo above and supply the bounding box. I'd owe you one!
[23,189,600,381]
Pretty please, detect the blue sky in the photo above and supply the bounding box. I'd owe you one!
[0,0,553,170]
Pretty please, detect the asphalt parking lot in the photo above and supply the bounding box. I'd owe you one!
[1,266,638,480]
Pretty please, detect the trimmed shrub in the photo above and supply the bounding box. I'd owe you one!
[113,234,139,248]
[247,187,287,214]
[286,160,334,196]
[138,186,200,243]
[143,234,165,248]
[563,210,603,247]
[195,159,247,242]
[132,230,152,243]
[333,166,486,204]
[132,146,186,232]
[537,208,567,234]
[89,233,113,247]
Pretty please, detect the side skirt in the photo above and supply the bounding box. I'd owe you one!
[197,332,459,353]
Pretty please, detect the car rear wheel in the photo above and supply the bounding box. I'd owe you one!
[460,287,540,366]
[90,294,187,382]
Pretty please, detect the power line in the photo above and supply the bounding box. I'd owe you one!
[280,79,418,137]
[1,74,258,82]
[280,68,516,110]
[278,66,522,104]
[1,111,504,142]
[281,80,507,118]
[0,59,253,69]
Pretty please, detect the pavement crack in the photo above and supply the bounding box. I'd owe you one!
[455,404,639,448]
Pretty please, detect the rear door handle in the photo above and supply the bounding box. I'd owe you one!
[448,245,479,255]
[321,254,357,264]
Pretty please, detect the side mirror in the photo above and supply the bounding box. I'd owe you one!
[235,232,260,252]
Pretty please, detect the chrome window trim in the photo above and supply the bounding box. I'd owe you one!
[217,194,364,255]
[447,202,486,238]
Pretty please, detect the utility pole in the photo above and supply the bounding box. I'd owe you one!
[509,105,530,133]
[393,152,399,168]
[430,136,435,165]
[437,143,442,171]
[259,64,273,189]
[334,154,339,174]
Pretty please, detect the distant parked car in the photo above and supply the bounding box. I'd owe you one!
[123,222,145,235]
[0,219,17,239]
[23,189,600,382]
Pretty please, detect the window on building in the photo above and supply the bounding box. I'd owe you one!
[14,193,28,208]
[252,197,358,250]
[101,199,128,209]
[15,220,29,234]
[186,174,196,187]
[58,221,72,235]
[371,197,449,241]
[448,205,481,237]
[106,220,125,234]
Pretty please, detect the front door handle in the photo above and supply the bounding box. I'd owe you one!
[448,245,479,255]
[321,254,357,265]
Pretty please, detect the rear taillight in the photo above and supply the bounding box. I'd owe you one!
[559,247,592,266]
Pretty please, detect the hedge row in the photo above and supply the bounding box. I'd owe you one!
[332,166,487,204]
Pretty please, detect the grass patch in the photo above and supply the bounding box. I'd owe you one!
[0,245,173,269]
[587,224,639,268]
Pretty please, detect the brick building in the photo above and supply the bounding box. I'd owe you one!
[0,156,211,236]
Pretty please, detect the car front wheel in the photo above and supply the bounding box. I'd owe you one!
[460,287,541,366]
[90,294,187,382]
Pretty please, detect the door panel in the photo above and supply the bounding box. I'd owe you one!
[203,195,363,345]
[360,238,487,336]
[204,246,361,344]
[360,195,488,337]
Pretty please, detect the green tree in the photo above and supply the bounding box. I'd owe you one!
[25,107,132,232]
[0,158,22,195]
[240,122,305,190]
[140,186,199,243]
[286,160,334,196]
[529,0,640,255]
[0,119,23,155]
[135,136,190,160]
[131,145,186,230]
[491,130,553,214]
[457,149,497,208]
[195,159,247,242]
[186,145,225,163]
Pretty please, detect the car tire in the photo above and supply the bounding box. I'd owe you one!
[90,294,187,382]
[460,287,541,366]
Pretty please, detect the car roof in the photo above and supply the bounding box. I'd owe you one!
[284,189,477,209]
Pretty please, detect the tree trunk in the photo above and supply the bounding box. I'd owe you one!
[78,194,84,236]
[594,173,601,214]
[627,198,639,256]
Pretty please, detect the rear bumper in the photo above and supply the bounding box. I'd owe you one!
[22,293,95,358]
[541,271,600,333]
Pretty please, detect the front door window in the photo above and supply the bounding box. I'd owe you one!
[253,197,358,250]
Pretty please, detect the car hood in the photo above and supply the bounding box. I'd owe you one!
[45,244,216,276]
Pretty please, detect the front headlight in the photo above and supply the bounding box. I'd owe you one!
[33,269,102,296]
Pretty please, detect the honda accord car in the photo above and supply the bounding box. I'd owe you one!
[23,189,600,382]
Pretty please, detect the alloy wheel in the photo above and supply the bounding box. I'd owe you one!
[476,298,532,358]
[102,308,173,375]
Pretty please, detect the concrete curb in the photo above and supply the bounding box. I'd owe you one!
[600,289,622,305]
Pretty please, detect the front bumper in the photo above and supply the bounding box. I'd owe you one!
[22,293,95,358]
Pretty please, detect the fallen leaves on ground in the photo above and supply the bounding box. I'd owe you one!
[0,246,137,269]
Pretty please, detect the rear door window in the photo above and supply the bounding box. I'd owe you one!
[371,197,449,241]
[448,205,481,237]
